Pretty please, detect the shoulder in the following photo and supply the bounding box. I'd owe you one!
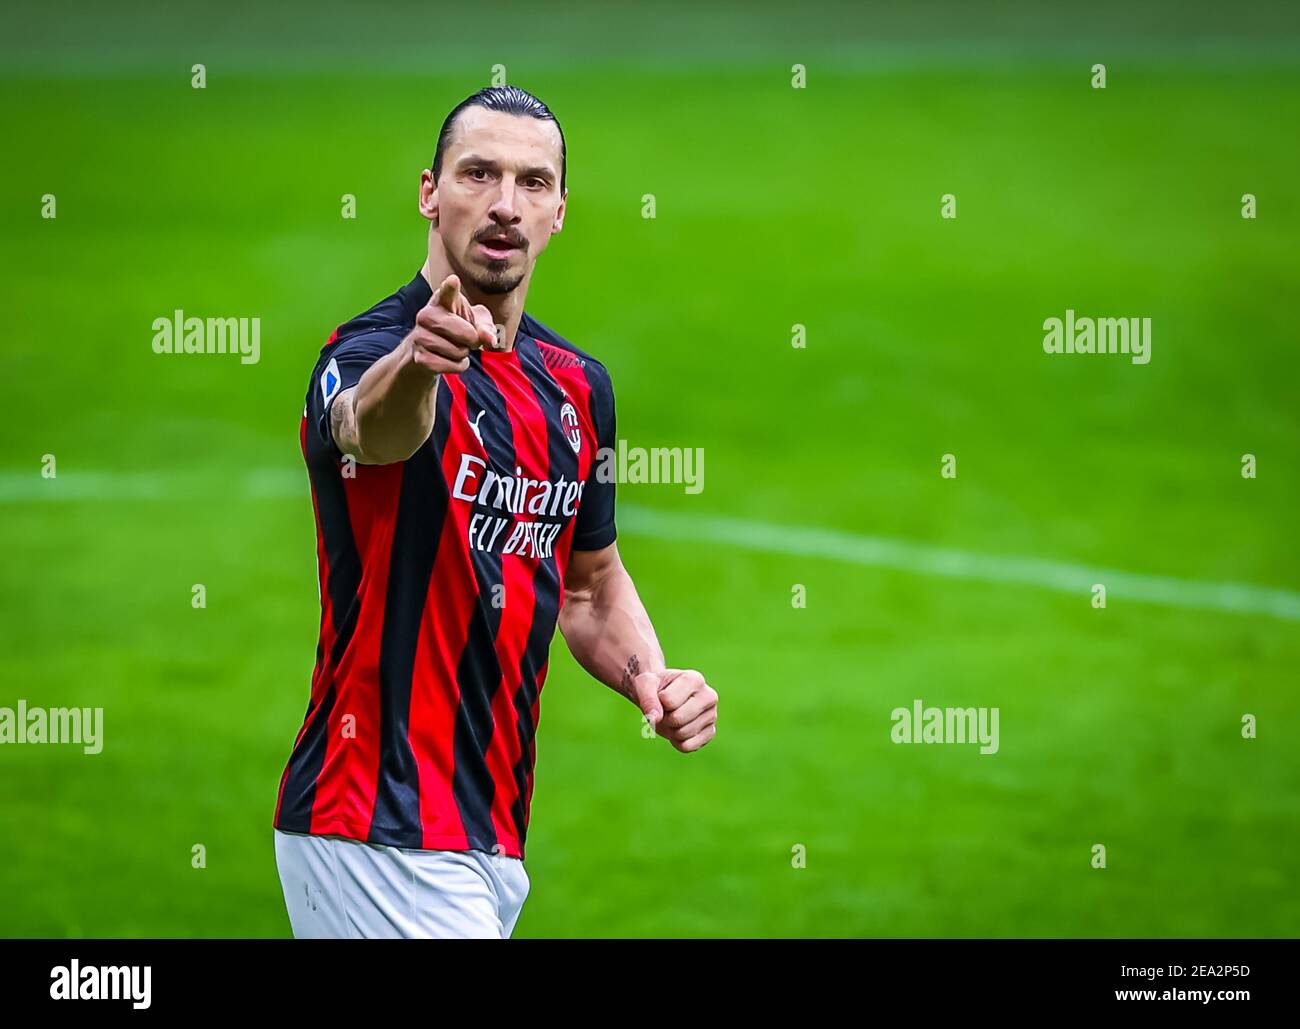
[315,272,430,367]
[520,311,613,393]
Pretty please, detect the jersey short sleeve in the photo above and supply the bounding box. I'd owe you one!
[571,363,617,551]
[305,332,398,459]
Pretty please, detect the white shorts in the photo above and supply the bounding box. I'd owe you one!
[273,828,530,939]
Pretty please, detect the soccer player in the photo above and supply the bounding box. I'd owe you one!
[272,85,718,938]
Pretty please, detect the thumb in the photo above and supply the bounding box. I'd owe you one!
[632,671,663,729]
[470,304,498,348]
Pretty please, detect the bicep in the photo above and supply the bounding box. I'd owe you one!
[563,541,623,601]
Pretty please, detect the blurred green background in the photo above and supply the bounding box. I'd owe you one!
[1,1,1297,937]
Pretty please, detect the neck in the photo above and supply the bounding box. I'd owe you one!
[421,248,532,353]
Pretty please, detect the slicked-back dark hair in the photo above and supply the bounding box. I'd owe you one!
[431,85,567,193]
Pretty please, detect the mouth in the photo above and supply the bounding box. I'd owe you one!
[476,235,524,261]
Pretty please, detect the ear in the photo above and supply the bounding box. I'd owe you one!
[551,187,567,235]
[419,168,439,225]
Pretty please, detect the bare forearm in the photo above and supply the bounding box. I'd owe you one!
[331,274,496,465]
[559,565,665,706]
[559,545,717,751]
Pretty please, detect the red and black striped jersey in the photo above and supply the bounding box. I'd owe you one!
[274,271,617,860]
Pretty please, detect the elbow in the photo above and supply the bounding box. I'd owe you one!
[557,589,591,642]
[557,592,579,635]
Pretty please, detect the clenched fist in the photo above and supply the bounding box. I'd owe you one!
[406,273,498,376]
[633,669,718,753]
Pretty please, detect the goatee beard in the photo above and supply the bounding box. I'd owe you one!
[474,268,524,295]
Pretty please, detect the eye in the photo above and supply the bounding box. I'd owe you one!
[468,168,490,181]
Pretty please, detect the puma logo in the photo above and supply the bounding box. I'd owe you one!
[470,409,486,447]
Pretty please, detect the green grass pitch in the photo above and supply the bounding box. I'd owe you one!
[0,1,1296,936]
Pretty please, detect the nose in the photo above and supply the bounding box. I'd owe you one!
[487,176,523,228]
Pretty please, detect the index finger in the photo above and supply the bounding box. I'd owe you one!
[434,274,462,312]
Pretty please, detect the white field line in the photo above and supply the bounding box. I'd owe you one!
[4,469,1298,621]
[619,507,1300,622]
